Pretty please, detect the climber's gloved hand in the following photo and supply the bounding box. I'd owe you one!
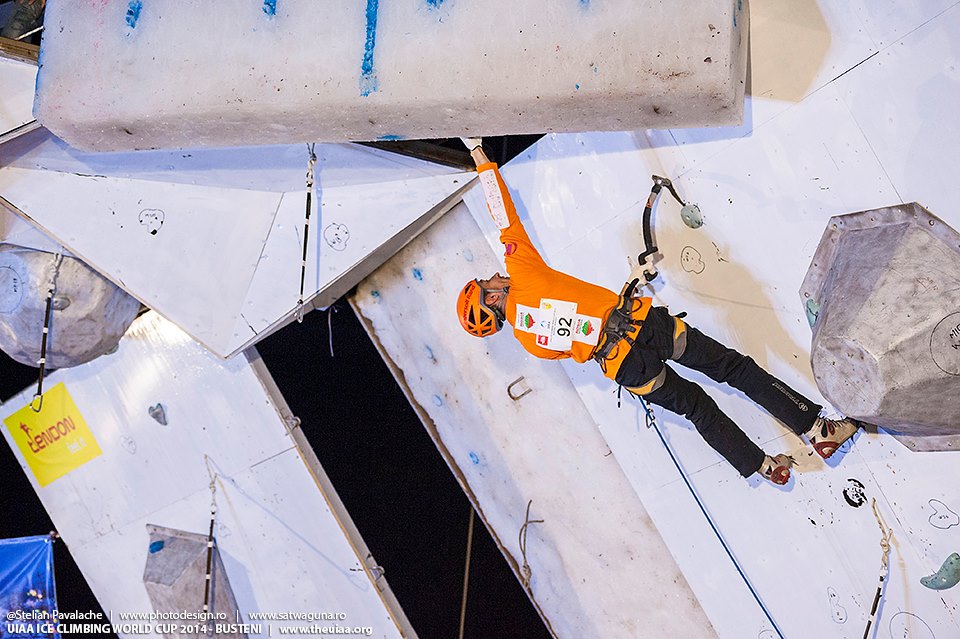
[460,137,483,151]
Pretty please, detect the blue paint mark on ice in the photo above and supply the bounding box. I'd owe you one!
[371,290,381,300]
[360,0,380,96]
[575,83,581,90]
[125,0,143,28]
[412,267,424,281]
[432,394,443,407]
[263,0,277,16]
[425,345,436,361]
[469,452,480,465]
[579,0,590,7]
[426,0,445,7]
[148,540,164,553]
[379,134,404,141]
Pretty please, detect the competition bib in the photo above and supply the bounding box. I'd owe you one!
[514,299,601,351]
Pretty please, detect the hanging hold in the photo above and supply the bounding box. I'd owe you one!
[148,403,168,426]
[680,203,703,229]
[805,299,821,327]
[0,245,141,370]
[920,552,960,590]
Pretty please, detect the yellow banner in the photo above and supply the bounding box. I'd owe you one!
[4,383,102,487]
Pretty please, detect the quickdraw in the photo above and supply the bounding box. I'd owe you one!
[31,252,64,413]
[296,143,318,323]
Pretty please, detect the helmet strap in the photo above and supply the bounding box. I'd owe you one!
[485,285,509,323]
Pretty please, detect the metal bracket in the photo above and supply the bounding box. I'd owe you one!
[507,377,532,401]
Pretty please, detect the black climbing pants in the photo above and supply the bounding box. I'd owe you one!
[614,307,821,477]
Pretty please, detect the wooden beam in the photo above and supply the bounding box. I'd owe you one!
[0,35,38,65]
[358,140,474,171]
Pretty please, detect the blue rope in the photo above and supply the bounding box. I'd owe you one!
[636,395,786,639]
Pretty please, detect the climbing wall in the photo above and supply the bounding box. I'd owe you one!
[33,0,747,151]
[354,203,715,639]
[0,312,414,638]
[354,1,960,637]
[0,128,471,358]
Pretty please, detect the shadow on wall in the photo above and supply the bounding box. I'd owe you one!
[748,0,830,103]
[641,0,831,148]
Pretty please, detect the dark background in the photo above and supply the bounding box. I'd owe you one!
[0,136,552,639]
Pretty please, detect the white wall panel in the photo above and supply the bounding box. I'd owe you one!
[0,167,280,353]
[649,0,958,179]
[0,312,410,638]
[0,129,461,192]
[0,56,36,137]
[835,3,960,217]
[0,135,470,357]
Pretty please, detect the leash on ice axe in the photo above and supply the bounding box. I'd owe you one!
[635,175,702,284]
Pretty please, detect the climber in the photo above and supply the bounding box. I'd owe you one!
[455,138,860,486]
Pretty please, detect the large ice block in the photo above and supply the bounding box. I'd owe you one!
[34,0,748,151]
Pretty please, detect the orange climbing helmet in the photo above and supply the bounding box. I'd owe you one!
[457,279,504,338]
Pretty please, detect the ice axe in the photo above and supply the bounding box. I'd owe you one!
[637,175,702,282]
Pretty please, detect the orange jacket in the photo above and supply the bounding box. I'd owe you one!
[478,161,632,363]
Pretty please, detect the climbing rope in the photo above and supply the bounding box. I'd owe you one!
[518,500,544,590]
[297,143,318,323]
[327,305,336,358]
[31,252,64,413]
[457,508,475,639]
[862,498,892,639]
[636,395,787,639]
[202,455,219,634]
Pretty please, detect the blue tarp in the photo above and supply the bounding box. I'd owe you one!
[0,536,58,639]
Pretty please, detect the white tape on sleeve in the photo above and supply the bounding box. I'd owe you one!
[478,170,510,230]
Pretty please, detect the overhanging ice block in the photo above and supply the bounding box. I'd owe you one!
[35,0,748,151]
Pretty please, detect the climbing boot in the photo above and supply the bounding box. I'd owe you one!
[808,417,860,459]
[759,454,795,485]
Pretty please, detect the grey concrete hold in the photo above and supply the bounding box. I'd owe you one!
[800,203,960,451]
[143,524,246,639]
[0,244,141,368]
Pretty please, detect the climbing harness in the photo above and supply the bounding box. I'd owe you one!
[635,395,787,639]
[637,175,700,282]
[593,278,644,373]
[862,498,892,639]
[297,143,318,323]
[202,455,219,631]
[518,500,544,590]
[31,252,64,413]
